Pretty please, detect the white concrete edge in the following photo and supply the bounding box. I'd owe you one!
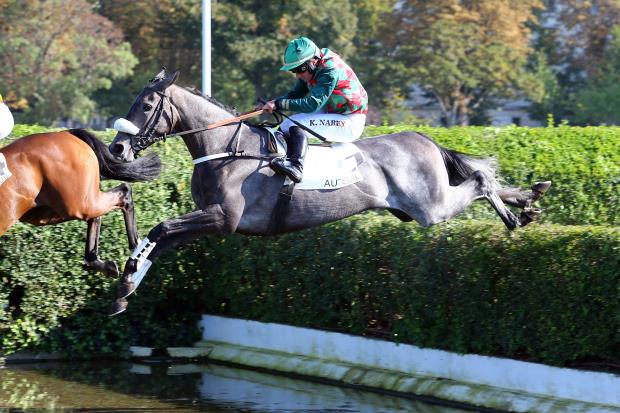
[199,314,620,408]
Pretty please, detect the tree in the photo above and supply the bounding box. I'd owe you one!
[0,0,136,124]
[347,0,405,124]
[95,0,402,121]
[529,0,620,124]
[553,0,620,78]
[210,0,360,110]
[92,0,202,118]
[572,26,620,125]
[387,0,544,126]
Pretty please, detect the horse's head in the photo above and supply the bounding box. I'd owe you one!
[110,68,180,161]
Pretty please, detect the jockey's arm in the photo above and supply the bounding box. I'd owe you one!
[279,79,309,100]
[257,79,309,112]
[276,70,337,113]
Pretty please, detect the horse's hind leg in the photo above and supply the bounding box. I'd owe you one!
[485,187,520,230]
[497,181,552,208]
[73,183,137,277]
[114,183,139,249]
[81,183,139,249]
[84,216,119,277]
[429,170,519,230]
[497,181,551,226]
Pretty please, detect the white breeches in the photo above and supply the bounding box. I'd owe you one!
[280,112,366,143]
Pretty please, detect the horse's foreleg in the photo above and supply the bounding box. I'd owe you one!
[84,217,119,277]
[109,204,231,316]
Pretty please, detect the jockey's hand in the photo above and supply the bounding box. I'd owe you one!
[257,100,276,113]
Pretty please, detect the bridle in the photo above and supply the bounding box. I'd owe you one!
[124,90,284,163]
[130,89,173,153]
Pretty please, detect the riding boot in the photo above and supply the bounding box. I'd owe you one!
[270,126,308,183]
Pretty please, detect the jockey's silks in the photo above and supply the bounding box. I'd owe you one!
[277,48,368,115]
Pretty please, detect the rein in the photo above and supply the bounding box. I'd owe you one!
[129,91,281,164]
[161,109,266,140]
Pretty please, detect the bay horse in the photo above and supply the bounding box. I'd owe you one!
[108,69,550,315]
[0,129,161,276]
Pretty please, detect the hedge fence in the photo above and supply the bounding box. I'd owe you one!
[0,124,618,369]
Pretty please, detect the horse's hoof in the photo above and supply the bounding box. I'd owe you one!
[532,181,551,200]
[108,298,128,316]
[117,281,136,299]
[520,208,542,227]
[105,261,120,278]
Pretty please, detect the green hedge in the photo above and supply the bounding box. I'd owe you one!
[0,124,618,368]
[194,217,619,366]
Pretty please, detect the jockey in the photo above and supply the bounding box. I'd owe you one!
[0,93,14,139]
[258,36,368,183]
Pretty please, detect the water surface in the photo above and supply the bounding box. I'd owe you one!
[0,361,477,412]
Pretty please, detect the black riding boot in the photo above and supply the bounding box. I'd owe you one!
[270,126,308,183]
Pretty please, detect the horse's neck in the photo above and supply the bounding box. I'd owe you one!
[172,87,257,159]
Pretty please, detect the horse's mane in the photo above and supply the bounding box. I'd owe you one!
[182,86,240,116]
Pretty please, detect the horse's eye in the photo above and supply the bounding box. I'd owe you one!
[143,103,153,112]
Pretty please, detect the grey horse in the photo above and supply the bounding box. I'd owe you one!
[108,69,550,315]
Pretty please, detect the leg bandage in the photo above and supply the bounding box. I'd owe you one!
[129,237,156,289]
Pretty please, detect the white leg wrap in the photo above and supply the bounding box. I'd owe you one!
[128,237,156,290]
[133,260,152,289]
[130,237,156,271]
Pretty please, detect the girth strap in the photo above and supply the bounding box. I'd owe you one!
[267,183,296,235]
[192,152,232,164]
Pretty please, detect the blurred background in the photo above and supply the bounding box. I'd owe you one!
[2,0,620,128]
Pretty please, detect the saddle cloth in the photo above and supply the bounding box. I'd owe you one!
[267,128,365,190]
[0,153,12,186]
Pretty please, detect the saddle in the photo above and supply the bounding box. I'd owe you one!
[265,128,365,190]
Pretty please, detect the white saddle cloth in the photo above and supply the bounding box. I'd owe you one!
[0,153,12,186]
[285,143,365,190]
[266,128,365,190]
[0,102,14,139]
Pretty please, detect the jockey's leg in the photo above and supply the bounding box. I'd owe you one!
[270,126,308,183]
[270,112,366,182]
[279,112,366,143]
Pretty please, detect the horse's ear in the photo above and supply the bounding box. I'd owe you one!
[169,70,180,85]
[149,66,168,84]
[152,70,180,92]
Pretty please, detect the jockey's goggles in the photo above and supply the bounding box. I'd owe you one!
[290,63,309,74]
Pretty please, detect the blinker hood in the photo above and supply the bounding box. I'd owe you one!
[114,118,140,136]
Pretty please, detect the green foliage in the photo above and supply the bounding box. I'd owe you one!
[387,0,543,126]
[0,0,137,124]
[571,27,620,125]
[194,218,619,365]
[0,125,618,368]
[531,2,620,125]
[210,0,361,108]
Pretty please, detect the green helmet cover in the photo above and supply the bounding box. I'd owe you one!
[280,37,319,71]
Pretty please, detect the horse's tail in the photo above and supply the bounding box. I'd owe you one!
[439,146,498,188]
[69,129,161,182]
[415,132,498,188]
